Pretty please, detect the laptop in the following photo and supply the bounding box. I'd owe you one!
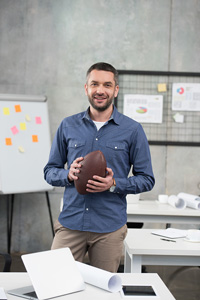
[8,248,85,300]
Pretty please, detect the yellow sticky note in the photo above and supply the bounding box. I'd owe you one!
[3,107,10,115]
[18,146,25,153]
[157,83,167,92]
[25,114,31,122]
[5,138,12,145]
[32,135,38,142]
[20,122,26,130]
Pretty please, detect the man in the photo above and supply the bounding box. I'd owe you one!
[44,62,155,272]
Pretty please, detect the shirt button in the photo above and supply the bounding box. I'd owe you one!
[86,208,89,211]
[96,138,98,141]
[115,146,117,149]
[75,144,77,147]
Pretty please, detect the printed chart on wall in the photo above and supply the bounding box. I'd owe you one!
[0,94,53,194]
[117,70,200,144]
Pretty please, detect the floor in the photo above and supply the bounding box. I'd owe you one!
[1,253,200,300]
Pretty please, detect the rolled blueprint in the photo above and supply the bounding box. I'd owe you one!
[168,195,186,209]
[76,261,122,293]
[178,192,200,210]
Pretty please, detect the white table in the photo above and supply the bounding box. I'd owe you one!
[127,200,200,225]
[124,229,200,273]
[1,272,175,300]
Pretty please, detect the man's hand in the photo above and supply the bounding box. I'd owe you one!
[86,167,114,193]
[68,157,84,182]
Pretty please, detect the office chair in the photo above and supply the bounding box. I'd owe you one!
[0,252,12,272]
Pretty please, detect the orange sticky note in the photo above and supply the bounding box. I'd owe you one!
[15,105,21,112]
[5,138,12,145]
[32,135,38,142]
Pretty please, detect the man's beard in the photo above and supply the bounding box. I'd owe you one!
[88,94,114,112]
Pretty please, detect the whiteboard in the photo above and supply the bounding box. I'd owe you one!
[0,94,53,194]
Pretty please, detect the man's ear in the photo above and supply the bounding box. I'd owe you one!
[114,85,119,97]
[84,83,88,96]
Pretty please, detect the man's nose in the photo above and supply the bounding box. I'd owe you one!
[96,85,104,94]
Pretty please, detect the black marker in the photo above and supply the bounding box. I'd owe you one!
[161,238,176,243]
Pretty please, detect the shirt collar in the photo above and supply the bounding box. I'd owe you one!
[82,105,120,125]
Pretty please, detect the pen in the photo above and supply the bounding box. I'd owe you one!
[161,238,176,243]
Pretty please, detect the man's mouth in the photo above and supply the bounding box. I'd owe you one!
[94,95,107,101]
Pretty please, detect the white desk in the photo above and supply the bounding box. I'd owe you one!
[124,229,200,273]
[127,200,200,224]
[1,272,175,300]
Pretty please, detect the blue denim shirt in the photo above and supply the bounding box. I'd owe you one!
[44,106,155,233]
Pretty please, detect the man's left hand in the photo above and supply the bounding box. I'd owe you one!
[86,167,114,193]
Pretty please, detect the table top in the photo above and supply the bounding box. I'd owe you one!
[127,200,200,217]
[127,200,200,224]
[125,229,200,256]
[1,272,175,300]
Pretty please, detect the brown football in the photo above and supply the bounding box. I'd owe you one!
[74,150,107,195]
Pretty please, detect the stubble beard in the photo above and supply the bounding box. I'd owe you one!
[88,94,114,112]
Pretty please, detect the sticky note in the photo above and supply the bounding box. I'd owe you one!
[15,105,21,112]
[35,116,42,124]
[20,122,26,130]
[173,113,184,123]
[25,114,31,122]
[157,83,167,92]
[11,126,19,135]
[5,138,12,145]
[18,146,25,153]
[32,135,38,142]
[3,107,10,115]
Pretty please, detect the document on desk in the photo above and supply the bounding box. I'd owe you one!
[151,228,187,239]
[0,287,7,300]
[76,261,122,293]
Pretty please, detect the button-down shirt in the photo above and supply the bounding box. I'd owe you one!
[44,106,155,233]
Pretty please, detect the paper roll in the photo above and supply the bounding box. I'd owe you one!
[76,261,122,293]
[168,195,186,209]
[177,192,200,202]
[177,193,200,210]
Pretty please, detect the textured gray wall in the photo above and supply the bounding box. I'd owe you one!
[0,0,200,253]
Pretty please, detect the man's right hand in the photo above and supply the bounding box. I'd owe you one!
[68,157,84,182]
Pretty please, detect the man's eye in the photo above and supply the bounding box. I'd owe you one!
[91,83,97,86]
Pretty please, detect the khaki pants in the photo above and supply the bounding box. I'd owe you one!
[51,220,127,273]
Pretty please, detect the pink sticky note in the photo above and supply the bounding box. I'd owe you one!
[35,116,42,124]
[11,126,19,135]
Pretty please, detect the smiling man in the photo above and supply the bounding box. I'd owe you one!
[44,62,155,272]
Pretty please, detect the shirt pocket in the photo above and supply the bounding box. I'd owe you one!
[105,141,129,166]
[68,140,86,149]
[67,139,86,161]
[106,142,126,151]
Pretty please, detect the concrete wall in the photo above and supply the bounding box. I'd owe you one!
[0,0,200,253]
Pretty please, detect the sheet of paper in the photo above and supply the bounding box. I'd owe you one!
[151,228,188,239]
[123,94,163,123]
[172,83,200,111]
[0,287,7,299]
[76,261,122,293]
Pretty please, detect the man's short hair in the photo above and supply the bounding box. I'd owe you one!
[86,62,119,86]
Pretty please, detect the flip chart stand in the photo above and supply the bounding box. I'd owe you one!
[6,192,54,254]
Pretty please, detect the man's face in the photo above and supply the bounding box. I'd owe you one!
[85,70,119,112]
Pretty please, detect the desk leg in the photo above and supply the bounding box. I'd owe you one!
[124,250,142,273]
[131,255,142,273]
[124,249,131,272]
